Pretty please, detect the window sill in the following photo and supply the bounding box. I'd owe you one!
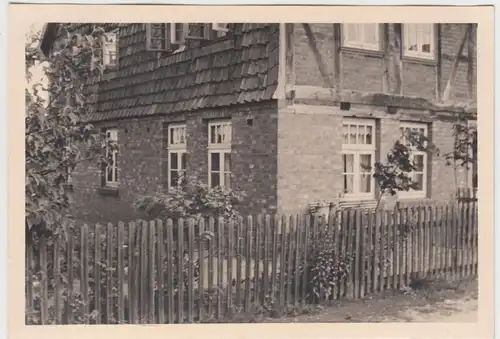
[402,55,437,66]
[340,46,384,58]
[98,186,119,197]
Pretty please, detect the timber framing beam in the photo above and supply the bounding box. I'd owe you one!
[292,85,477,117]
[302,23,334,88]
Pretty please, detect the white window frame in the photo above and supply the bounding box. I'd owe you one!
[342,24,380,51]
[105,128,119,187]
[208,120,232,188]
[467,120,477,190]
[212,23,229,37]
[103,29,118,68]
[341,118,377,200]
[403,24,435,60]
[398,122,428,199]
[167,123,187,189]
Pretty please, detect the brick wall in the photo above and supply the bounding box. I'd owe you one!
[276,107,344,215]
[71,103,278,224]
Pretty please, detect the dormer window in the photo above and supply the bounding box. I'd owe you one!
[103,29,118,69]
[145,23,232,52]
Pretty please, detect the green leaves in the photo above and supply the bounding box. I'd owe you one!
[133,177,245,224]
[25,24,110,240]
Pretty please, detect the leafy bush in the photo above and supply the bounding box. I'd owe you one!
[134,177,246,223]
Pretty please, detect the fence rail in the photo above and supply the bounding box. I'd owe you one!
[25,201,478,325]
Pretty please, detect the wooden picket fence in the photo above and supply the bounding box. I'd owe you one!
[25,200,478,325]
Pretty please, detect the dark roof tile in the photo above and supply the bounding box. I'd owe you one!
[89,23,279,122]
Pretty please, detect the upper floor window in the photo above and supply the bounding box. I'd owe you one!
[342,118,376,200]
[403,24,435,60]
[208,120,232,188]
[105,128,119,187]
[167,123,187,189]
[103,29,118,68]
[399,122,429,198]
[146,23,231,52]
[342,24,380,51]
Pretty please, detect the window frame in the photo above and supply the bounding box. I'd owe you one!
[402,23,436,60]
[103,28,119,69]
[207,120,232,188]
[398,122,429,199]
[167,123,187,189]
[341,118,377,200]
[342,23,381,51]
[105,128,119,188]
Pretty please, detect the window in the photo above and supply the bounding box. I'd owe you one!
[167,123,187,189]
[467,120,478,189]
[399,122,428,198]
[103,29,118,68]
[105,129,119,187]
[342,118,376,199]
[342,24,380,51]
[403,24,435,60]
[212,23,229,37]
[208,120,232,188]
[146,23,230,52]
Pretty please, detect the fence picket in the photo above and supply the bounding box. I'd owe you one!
[217,217,225,319]
[198,218,206,322]
[385,210,393,291]
[148,221,156,324]
[117,222,125,324]
[371,210,379,292]
[65,230,74,324]
[25,245,33,324]
[354,210,362,299]
[225,218,233,317]
[128,222,137,323]
[244,216,252,314]
[473,201,478,275]
[53,237,62,324]
[301,215,310,305]
[271,215,279,302]
[80,224,89,324]
[176,218,185,323]
[187,219,195,323]
[332,212,341,300]
[466,201,473,275]
[378,211,385,292]
[254,215,262,306]
[39,236,49,325]
[262,215,270,304]
[207,217,215,317]
[166,219,174,324]
[293,215,302,305]
[286,215,295,304]
[94,224,102,324]
[396,209,405,288]
[156,220,165,324]
[278,215,287,308]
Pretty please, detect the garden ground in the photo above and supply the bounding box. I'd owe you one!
[256,277,478,323]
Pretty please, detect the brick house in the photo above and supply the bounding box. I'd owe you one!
[40,23,477,224]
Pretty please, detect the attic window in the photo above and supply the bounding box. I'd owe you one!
[103,29,118,68]
[213,23,229,37]
[145,23,230,52]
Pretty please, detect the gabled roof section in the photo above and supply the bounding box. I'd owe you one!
[89,23,280,121]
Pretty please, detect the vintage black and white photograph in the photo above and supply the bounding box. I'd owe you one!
[24,17,481,325]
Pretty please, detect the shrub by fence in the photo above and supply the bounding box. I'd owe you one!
[25,200,478,324]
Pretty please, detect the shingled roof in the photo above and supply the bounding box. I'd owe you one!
[86,23,280,122]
